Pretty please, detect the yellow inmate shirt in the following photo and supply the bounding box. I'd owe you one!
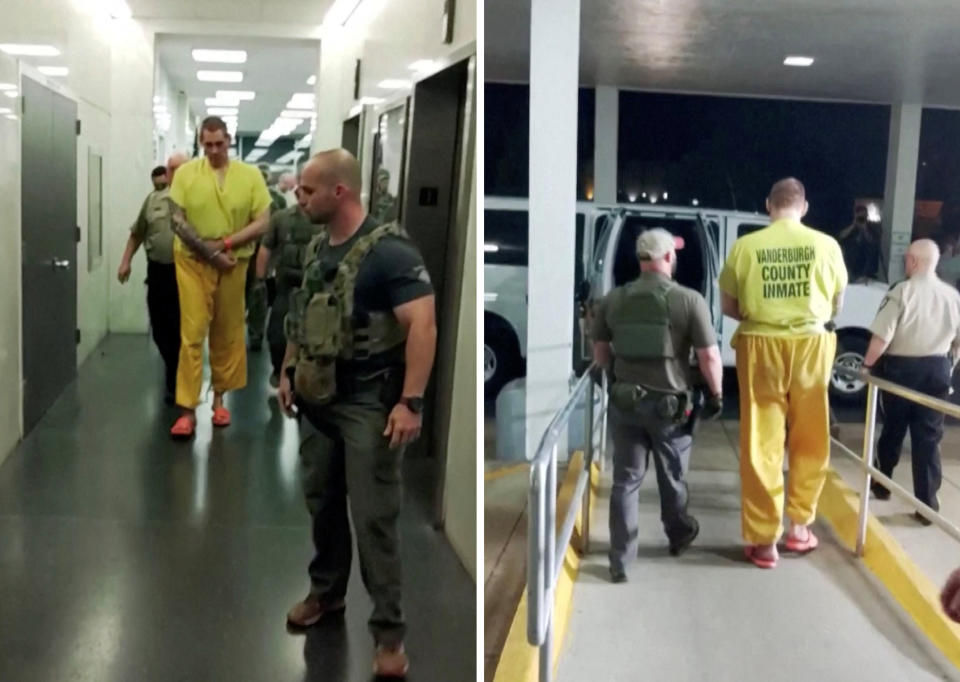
[168,157,272,260]
[718,218,848,339]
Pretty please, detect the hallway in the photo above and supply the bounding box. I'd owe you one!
[0,335,475,681]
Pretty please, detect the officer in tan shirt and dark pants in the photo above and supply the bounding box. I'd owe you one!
[863,239,960,522]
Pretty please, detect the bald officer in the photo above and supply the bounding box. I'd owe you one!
[719,178,847,569]
[863,239,960,522]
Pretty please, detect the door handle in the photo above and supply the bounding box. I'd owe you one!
[51,258,70,270]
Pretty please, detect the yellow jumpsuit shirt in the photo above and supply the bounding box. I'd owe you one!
[718,218,848,544]
[169,158,272,408]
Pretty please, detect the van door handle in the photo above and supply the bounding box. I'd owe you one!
[51,258,70,270]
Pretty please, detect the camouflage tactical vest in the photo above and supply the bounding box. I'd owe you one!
[274,207,319,287]
[606,279,678,362]
[285,221,409,405]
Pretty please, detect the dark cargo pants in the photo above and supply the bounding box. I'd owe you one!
[608,403,696,572]
[145,259,180,395]
[297,374,405,646]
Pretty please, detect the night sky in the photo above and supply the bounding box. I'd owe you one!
[486,83,960,238]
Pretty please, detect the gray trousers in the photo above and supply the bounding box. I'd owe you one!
[298,383,405,646]
[609,404,696,571]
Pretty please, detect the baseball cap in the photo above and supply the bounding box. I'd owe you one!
[636,228,685,260]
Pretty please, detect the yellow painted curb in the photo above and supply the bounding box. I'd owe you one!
[492,454,601,682]
[485,462,530,482]
[818,468,960,669]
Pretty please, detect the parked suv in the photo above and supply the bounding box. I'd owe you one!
[484,196,886,403]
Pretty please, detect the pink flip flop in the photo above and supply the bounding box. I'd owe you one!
[170,415,196,439]
[212,406,231,427]
[783,529,819,553]
[744,545,778,569]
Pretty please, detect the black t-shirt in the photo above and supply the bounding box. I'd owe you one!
[314,217,434,369]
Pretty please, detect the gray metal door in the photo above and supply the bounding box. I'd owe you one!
[21,76,78,434]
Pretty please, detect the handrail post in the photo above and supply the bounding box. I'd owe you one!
[527,460,545,644]
[541,444,558,682]
[583,381,594,554]
[600,372,609,472]
[856,383,880,557]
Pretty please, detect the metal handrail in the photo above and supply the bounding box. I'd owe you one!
[832,364,960,554]
[527,365,608,682]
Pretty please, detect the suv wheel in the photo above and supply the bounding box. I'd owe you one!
[830,333,868,404]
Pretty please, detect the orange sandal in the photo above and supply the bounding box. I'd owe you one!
[744,545,778,569]
[212,406,231,427]
[170,415,196,439]
[784,529,819,553]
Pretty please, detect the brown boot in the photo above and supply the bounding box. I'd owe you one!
[286,594,345,628]
[373,643,409,678]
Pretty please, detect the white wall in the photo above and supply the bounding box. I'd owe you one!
[0,52,22,468]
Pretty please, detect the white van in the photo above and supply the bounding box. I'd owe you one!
[484,196,888,402]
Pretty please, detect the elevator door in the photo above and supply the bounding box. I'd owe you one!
[21,75,78,434]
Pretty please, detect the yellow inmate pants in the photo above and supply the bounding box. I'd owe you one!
[735,333,836,545]
[174,250,249,409]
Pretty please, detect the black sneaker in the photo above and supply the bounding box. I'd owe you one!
[669,517,700,557]
[914,511,934,527]
[871,483,891,501]
[609,567,627,584]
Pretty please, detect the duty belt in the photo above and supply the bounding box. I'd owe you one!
[610,381,692,423]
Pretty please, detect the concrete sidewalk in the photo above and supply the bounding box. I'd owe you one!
[557,421,957,682]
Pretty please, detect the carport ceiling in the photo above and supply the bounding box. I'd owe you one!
[485,0,960,107]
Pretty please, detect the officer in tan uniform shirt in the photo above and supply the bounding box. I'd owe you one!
[117,152,188,404]
[863,239,960,521]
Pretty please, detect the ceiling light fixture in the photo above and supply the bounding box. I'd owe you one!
[5,113,18,120]
[192,49,247,64]
[197,70,243,83]
[4,91,17,98]
[215,90,255,100]
[359,96,384,105]
[0,107,10,114]
[307,75,316,85]
[0,44,60,57]
[207,107,239,116]
[784,55,814,67]
[377,79,411,90]
[280,110,315,119]
[408,60,437,73]
[38,66,69,77]
[0,83,17,91]
[205,97,239,107]
[325,0,364,26]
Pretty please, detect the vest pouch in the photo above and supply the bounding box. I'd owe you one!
[294,355,337,405]
[302,292,343,356]
[610,382,649,413]
[613,320,676,361]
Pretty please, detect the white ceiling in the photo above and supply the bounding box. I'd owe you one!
[156,33,319,135]
[485,0,960,107]
[127,0,334,24]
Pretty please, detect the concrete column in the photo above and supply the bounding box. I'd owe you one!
[881,102,922,282]
[593,85,618,205]
[525,0,581,458]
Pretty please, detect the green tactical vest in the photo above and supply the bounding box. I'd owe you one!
[285,221,409,405]
[274,207,319,287]
[606,279,678,362]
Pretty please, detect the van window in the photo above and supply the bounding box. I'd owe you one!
[484,210,528,266]
[613,216,706,293]
[737,222,767,238]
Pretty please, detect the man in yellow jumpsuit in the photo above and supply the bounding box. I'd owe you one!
[166,116,272,438]
[718,178,847,568]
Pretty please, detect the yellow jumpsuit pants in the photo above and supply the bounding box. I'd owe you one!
[735,333,836,545]
[174,250,249,409]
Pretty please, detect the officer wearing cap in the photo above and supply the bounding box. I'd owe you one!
[863,238,960,522]
[592,228,724,583]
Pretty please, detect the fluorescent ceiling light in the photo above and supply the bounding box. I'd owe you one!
[281,110,315,119]
[307,75,316,85]
[325,0,364,26]
[484,244,499,253]
[254,140,274,148]
[276,150,304,164]
[207,107,239,115]
[408,60,437,72]
[5,114,18,120]
[0,83,17,91]
[784,55,814,67]
[0,107,10,114]
[378,79,411,90]
[4,91,17,98]
[197,70,243,83]
[205,97,238,107]
[38,66,69,77]
[192,49,247,64]
[216,90,255,100]
[359,96,384,105]
[0,44,60,57]
[286,101,315,110]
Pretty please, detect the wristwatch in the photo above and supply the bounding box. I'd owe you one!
[400,396,424,414]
